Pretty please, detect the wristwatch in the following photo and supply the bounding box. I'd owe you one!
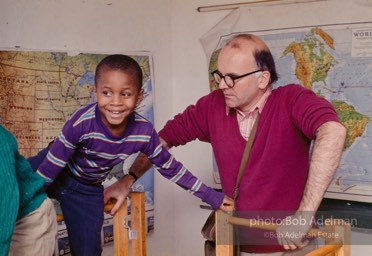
[125,171,138,182]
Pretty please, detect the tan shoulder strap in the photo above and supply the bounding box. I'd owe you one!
[233,114,260,202]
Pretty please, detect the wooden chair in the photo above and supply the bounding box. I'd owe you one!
[56,192,146,256]
[215,210,350,256]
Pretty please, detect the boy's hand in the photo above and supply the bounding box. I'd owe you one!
[219,195,234,212]
[103,174,135,215]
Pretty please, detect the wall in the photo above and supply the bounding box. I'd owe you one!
[1,0,371,255]
[168,1,230,255]
[0,0,176,255]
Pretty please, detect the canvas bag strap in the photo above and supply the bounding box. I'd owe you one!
[233,113,260,202]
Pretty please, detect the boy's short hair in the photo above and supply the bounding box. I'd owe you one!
[95,54,143,90]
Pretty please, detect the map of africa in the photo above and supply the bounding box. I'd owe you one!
[209,25,372,201]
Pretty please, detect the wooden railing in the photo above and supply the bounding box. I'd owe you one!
[57,192,146,256]
[215,210,350,256]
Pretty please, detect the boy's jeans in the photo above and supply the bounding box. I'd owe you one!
[48,170,104,256]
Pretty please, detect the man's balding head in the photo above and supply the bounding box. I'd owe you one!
[222,34,278,84]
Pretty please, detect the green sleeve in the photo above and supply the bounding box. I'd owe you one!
[0,126,20,255]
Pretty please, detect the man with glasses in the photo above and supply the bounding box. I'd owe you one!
[105,34,346,255]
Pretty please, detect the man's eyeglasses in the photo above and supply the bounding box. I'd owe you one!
[211,69,263,88]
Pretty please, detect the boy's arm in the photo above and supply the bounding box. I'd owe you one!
[27,140,54,171]
[104,134,230,215]
[27,147,49,171]
[142,130,225,209]
[36,136,75,185]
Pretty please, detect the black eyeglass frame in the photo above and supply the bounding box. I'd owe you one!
[211,69,264,88]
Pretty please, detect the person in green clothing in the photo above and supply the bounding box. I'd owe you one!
[0,125,57,256]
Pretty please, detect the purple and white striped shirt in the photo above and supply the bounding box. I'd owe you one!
[36,103,224,210]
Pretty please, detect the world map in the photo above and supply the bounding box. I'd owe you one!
[208,26,372,201]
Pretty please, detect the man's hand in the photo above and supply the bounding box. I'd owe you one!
[104,148,154,215]
[276,211,314,250]
[219,195,234,212]
[104,174,135,215]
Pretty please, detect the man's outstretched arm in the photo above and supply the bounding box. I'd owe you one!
[104,137,169,215]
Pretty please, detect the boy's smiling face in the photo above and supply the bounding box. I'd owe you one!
[94,69,143,137]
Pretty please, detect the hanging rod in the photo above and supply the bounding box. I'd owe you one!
[197,0,326,12]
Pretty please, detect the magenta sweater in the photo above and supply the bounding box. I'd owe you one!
[159,84,340,252]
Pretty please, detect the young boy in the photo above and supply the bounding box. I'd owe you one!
[0,125,57,256]
[35,54,233,256]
